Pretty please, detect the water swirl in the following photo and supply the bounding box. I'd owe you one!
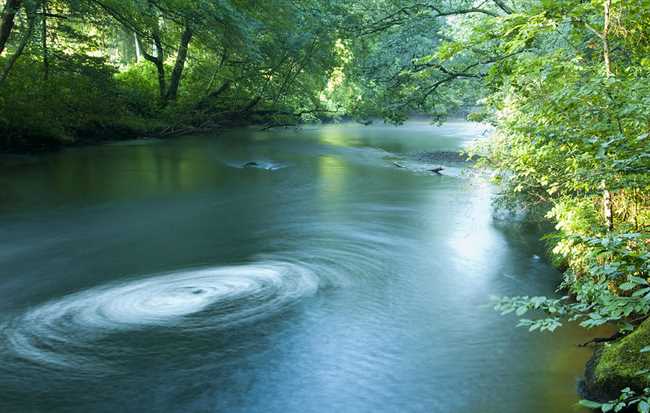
[2,261,318,369]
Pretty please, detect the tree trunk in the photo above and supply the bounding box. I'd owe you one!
[207,80,230,100]
[196,80,230,109]
[205,50,228,93]
[240,96,261,113]
[601,0,614,231]
[165,24,192,104]
[602,0,612,77]
[603,187,614,231]
[0,5,35,85]
[152,31,165,101]
[0,0,22,55]
[154,58,165,101]
[41,0,49,80]
[137,32,166,101]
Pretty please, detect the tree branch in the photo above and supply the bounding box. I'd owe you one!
[356,2,503,36]
[492,0,514,14]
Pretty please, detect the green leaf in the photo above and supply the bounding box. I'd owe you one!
[632,288,650,298]
[630,276,649,285]
[619,282,637,291]
[579,400,602,409]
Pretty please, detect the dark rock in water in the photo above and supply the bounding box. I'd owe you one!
[238,160,286,171]
[580,347,623,403]
[413,151,477,164]
[391,160,444,175]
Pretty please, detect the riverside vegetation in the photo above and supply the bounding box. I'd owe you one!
[1,0,649,410]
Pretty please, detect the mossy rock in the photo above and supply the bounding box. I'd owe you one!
[582,320,650,401]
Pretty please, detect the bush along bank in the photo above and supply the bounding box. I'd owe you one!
[484,94,650,409]
[450,0,650,410]
[486,151,650,410]
[0,54,337,153]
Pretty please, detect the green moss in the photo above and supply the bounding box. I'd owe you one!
[594,320,650,391]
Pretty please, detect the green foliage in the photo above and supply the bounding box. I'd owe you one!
[114,63,161,118]
[332,1,488,121]
[580,388,650,413]
[0,0,354,147]
[444,0,647,334]
[0,53,128,147]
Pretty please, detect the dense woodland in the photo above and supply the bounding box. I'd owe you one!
[1,0,649,409]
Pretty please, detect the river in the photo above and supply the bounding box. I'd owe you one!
[0,121,594,412]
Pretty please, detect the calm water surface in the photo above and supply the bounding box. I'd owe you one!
[0,122,594,412]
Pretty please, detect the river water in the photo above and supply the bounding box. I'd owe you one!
[0,122,594,412]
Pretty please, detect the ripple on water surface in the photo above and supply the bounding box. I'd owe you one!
[2,261,319,370]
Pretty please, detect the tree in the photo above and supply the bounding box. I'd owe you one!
[0,0,36,85]
[0,0,22,55]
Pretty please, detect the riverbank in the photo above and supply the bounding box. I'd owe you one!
[0,114,319,154]
[0,54,341,155]
[0,104,358,154]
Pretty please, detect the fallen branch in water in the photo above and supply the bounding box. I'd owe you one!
[156,120,222,137]
[579,331,624,347]
[260,123,298,131]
